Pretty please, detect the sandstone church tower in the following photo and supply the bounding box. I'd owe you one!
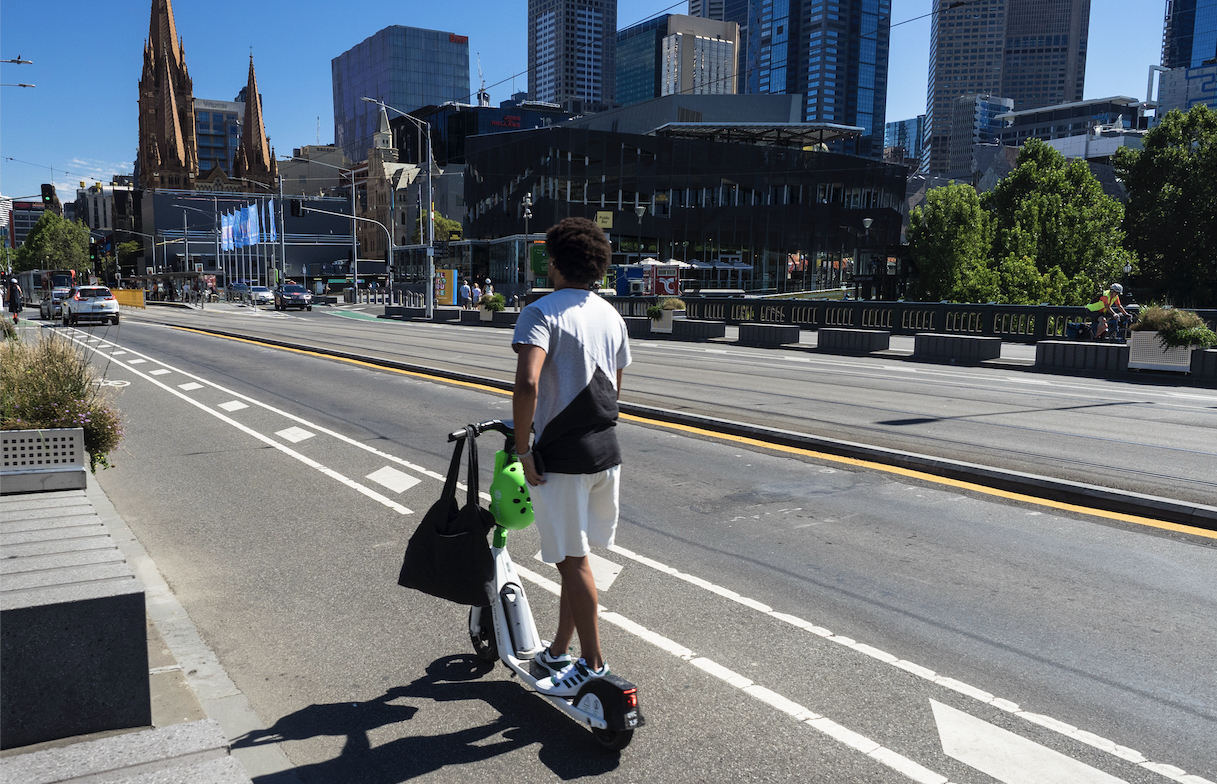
[137,0,199,191]
[232,56,279,189]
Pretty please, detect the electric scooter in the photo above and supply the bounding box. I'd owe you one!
[449,420,644,751]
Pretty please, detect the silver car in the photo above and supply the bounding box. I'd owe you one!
[40,287,70,319]
[251,286,274,305]
[62,286,120,326]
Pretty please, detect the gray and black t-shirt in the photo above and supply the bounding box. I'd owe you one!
[512,289,632,474]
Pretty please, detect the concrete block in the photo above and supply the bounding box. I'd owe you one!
[819,328,890,354]
[913,334,1001,362]
[1,492,150,750]
[622,316,652,338]
[493,311,520,326]
[1,429,87,495]
[0,719,250,784]
[671,319,727,341]
[431,308,462,322]
[1034,340,1128,372]
[738,323,801,346]
[1192,348,1217,378]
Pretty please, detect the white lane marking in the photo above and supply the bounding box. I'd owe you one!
[87,335,452,487]
[68,336,412,515]
[366,466,421,494]
[127,358,146,364]
[178,382,204,391]
[1004,377,1051,384]
[606,544,1198,781]
[705,349,728,354]
[932,700,1128,784]
[533,550,623,591]
[110,351,127,356]
[275,426,315,444]
[219,401,249,412]
[513,563,949,784]
[149,369,172,376]
[883,365,918,372]
[1164,392,1217,401]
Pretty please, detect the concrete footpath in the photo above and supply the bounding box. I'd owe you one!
[0,472,301,783]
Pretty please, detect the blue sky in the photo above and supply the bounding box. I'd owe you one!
[1,0,1164,202]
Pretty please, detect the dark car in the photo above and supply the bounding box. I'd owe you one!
[274,284,313,311]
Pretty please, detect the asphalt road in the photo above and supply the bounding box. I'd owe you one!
[49,316,1216,784]
[125,303,1217,508]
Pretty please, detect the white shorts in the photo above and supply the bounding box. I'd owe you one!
[530,466,621,563]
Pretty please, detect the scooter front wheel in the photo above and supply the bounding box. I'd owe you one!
[469,606,498,662]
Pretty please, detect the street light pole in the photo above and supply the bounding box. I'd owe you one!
[635,205,646,263]
[522,193,532,289]
[360,97,432,317]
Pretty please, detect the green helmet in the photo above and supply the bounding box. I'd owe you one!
[488,449,534,530]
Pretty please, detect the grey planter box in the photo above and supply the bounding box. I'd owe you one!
[913,333,1002,362]
[1035,341,1129,372]
[1128,331,1194,372]
[623,316,652,338]
[1,428,87,495]
[818,328,890,354]
[738,323,801,347]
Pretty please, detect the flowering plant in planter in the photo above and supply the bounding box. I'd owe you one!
[1129,306,1217,349]
[478,293,506,312]
[1,332,124,472]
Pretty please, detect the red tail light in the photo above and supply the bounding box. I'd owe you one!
[102,295,115,300]
[72,293,81,301]
[623,689,638,709]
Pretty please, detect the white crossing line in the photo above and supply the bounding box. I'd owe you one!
[218,401,249,412]
[110,351,127,356]
[365,466,421,494]
[513,564,949,784]
[275,426,315,444]
[533,550,623,591]
[178,382,203,391]
[606,545,1203,782]
[127,358,146,364]
[149,369,171,376]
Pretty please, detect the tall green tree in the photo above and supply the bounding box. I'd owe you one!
[13,212,91,273]
[983,138,1132,291]
[1114,104,1217,306]
[907,183,997,302]
[412,212,462,245]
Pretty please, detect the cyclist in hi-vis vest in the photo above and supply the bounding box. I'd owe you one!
[1085,283,1130,340]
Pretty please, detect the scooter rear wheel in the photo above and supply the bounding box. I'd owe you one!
[469,606,498,662]
[591,727,633,751]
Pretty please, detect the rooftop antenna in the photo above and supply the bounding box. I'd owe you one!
[317,117,320,144]
[477,55,490,107]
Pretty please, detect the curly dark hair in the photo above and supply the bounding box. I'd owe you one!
[545,217,611,286]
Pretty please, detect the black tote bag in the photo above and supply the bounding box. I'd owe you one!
[397,426,496,606]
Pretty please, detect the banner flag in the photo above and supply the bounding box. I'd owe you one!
[267,199,277,243]
[222,212,232,251]
[247,204,261,246]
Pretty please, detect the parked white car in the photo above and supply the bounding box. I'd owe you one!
[62,286,120,326]
[251,286,274,305]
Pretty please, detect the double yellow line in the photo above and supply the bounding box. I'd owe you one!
[171,325,1217,541]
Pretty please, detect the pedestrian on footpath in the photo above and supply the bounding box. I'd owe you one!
[7,278,23,323]
[460,279,472,309]
[511,217,631,696]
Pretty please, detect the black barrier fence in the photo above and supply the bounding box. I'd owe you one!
[599,297,1217,345]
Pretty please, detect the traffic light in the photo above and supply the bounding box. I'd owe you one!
[89,239,99,263]
[290,199,303,217]
[40,184,55,204]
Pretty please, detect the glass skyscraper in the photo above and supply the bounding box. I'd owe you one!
[1163,0,1217,68]
[528,0,617,108]
[332,26,471,163]
[923,0,1090,174]
[616,14,739,106]
[616,15,670,106]
[732,0,891,158]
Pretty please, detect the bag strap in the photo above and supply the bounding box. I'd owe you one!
[441,432,465,502]
[464,425,479,506]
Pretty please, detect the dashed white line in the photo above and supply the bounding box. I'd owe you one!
[127,358,146,364]
[218,401,248,412]
[275,426,315,444]
[606,544,1206,783]
[365,466,421,494]
[178,382,203,391]
[149,369,171,376]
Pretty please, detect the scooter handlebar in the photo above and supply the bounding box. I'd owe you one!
[447,419,515,442]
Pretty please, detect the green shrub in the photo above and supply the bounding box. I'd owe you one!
[646,305,663,320]
[1,332,124,472]
[478,293,506,312]
[1130,306,1217,349]
[658,297,686,311]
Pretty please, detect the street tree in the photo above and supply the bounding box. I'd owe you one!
[412,212,462,245]
[984,138,1132,302]
[1114,104,1217,306]
[13,212,90,273]
[907,183,996,302]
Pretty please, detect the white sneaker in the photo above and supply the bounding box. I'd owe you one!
[535,658,609,697]
[535,643,573,676]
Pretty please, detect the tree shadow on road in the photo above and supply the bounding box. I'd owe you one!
[235,654,622,783]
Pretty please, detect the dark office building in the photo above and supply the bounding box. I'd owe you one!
[616,15,671,107]
[528,0,616,108]
[389,102,574,167]
[463,125,907,293]
[1163,0,1217,68]
[923,0,1091,174]
[736,0,891,159]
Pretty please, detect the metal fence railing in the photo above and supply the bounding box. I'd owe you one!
[599,297,1217,345]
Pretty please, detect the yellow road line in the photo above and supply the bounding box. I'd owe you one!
[171,325,1217,540]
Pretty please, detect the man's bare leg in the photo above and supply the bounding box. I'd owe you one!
[554,555,603,670]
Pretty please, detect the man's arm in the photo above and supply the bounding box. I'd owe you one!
[512,343,547,485]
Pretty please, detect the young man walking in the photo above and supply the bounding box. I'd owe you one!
[511,217,630,696]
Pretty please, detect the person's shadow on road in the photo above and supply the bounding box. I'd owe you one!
[234,654,622,783]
